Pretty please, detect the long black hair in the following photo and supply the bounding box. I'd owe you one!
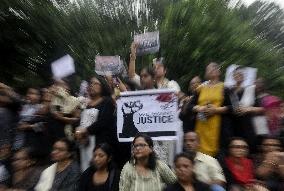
[89,75,112,97]
[93,143,115,170]
[132,133,157,170]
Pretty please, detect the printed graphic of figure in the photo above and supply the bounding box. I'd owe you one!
[121,101,143,138]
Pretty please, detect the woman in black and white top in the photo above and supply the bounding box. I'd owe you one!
[75,76,117,171]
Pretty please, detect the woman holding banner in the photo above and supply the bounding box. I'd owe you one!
[190,62,232,157]
[119,133,176,191]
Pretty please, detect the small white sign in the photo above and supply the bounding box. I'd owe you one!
[51,55,75,79]
[134,31,160,56]
[95,56,123,76]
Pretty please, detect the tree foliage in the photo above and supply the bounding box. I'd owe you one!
[0,0,283,95]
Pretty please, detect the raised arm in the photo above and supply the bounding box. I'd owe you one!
[128,42,138,79]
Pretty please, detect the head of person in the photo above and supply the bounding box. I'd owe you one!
[12,148,37,172]
[132,133,156,170]
[233,67,244,86]
[92,143,113,171]
[255,78,266,94]
[261,136,282,154]
[51,138,75,163]
[140,66,155,90]
[88,75,112,98]
[41,88,52,103]
[188,76,201,95]
[228,137,249,158]
[55,79,71,94]
[184,131,199,153]
[205,62,221,81]
[174,152,195,183]
[26,88,40,104]
[153,57,166,79]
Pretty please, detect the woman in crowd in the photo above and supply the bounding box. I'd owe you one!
[223,137,256,190]
[254,136,284,191]
[34,138,80,191]
[190,62,232,157]
[229,67,258,153]
[14,88,50,161]
[14,88,41,150]
[119,133,176,191]
[49,80,81,141]
[9,148,44,190]
[75,76,120,170]
[139,66,156,90]
[179,76,202,133]
[163,152,211,191]
[79,143,120,191]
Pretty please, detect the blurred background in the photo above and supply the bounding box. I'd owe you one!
[0,0,283,96]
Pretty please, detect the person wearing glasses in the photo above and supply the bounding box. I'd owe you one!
[8,148,45,190]
[223,137,255,190]
[119,133,176,191]
[254,136,284,191]
[34,138,80,191]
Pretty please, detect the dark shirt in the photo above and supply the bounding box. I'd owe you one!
[50,161,80,191]
[164,181,211,191]
[79,166,120,191]
[86,97,117,146]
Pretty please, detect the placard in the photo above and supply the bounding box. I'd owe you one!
[95,56,123,76]
[117,89,179,142]
[134,31,160,56]
[51,55,75,79]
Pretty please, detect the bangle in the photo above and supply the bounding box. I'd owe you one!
[263,160,277,167]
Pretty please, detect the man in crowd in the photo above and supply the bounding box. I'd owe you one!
[184,131,226,191]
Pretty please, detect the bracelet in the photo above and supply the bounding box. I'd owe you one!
[262,160,277,167]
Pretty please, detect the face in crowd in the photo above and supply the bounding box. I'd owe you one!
[51,139,73,162]
[205,62,221,81]
[88,77,103,98]
[233,68,244,85]
[140,67,155,90]
[132,135,154,160]
[184,132,199,153]
[228,138,249,158]
[92,144,112,170]
[261,138,282,154]
[26,88,40,104]
[154,62,166,79]
[188,76,201,94]
[174,154,195,183]
[12,149,35,172]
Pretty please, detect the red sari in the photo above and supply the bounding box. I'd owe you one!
[225,157,254,185]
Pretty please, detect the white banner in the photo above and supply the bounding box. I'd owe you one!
[117,89,179,142]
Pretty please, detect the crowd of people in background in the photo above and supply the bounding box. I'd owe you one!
[0,42,284,191]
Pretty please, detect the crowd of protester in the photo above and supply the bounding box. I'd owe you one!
[0,42,284,191]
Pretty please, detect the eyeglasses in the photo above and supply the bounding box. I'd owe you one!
[13,157,29,161]
[133,143,149,149]
[263,143,281,147]
[53,147,68,152]
[229,145,249,149]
